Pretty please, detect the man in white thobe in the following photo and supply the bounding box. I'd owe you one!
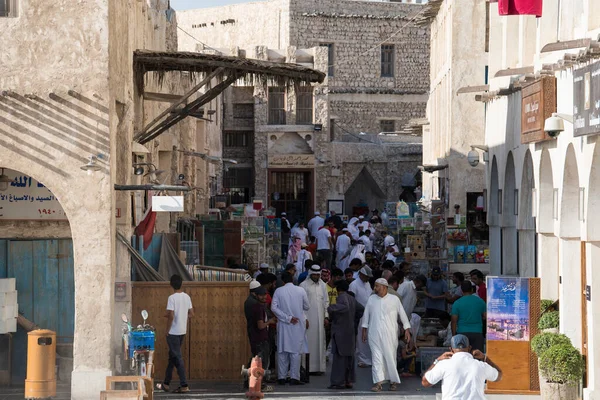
[347,217,360,240]
[300,264,329,374]
[295,243,313,278]
[335,229,352,269]
[362,278,412,392]
[308,211,325,238]
[290,222,309,246]
[272,272,310,385]
[358,215,371,232]
[349,266,374,367]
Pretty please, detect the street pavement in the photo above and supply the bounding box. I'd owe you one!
[154,359,440,400]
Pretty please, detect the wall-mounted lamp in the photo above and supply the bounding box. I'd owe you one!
[467,145,489,167]
[313,124,323,131]
[80,155,102,175]
[132,163,166,184]
[0,168,12,191]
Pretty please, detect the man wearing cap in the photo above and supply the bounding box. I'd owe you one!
[256,263,269,277]
[327,280,357,390]
[295,243,313,279]
[422,334,502,399]
[335,228,352,270]
[300,265,329,375]
[362,277,411,392]
[245,280,263,340]
[308,211,325,238]
[316,225,333,269]
[424,267,449,319]
[272,272,310,385]
[349,265,374,368]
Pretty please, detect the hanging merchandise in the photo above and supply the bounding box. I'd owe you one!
[397,201,410,217]
[498,0,542,17]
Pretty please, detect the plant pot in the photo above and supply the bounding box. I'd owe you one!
[542,328,559,334]
[540,380,578,400]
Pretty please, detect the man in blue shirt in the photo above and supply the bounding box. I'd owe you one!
[451,281,487,352]
[423,267,449,319]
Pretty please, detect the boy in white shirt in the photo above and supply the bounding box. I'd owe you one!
[159,274,194,393]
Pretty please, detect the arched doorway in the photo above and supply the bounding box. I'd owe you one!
[559,144,582,350]
[344,167,386,216]
[488,156,501,275]
[518,150,536,277]
[538,149,559,299]
[502,152,517,275]
[0,168,74,385]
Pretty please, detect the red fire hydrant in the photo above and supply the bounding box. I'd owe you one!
[241,356,265,399]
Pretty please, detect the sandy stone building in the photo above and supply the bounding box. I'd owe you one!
[420,0,488,215]
[0,1,208,398]
[177,0,430,220]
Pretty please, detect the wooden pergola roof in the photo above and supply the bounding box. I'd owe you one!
[133,50,325,144]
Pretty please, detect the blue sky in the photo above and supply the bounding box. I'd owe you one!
[170,0,254,9]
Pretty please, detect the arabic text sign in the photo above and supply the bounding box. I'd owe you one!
[269,154,315,168]
[0,169,67,220]
[574,60,600,137]
[486,277,530,341]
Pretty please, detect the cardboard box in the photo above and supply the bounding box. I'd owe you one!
[413,252,426,260]
[403,253,413,262]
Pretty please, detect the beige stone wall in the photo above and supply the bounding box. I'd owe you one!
[0,0,187,398]
[424,0,487,213]
[0,2,112,398]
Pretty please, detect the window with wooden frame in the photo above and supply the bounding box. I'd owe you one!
[381,44,395,77]
[224,131,251,148]
[380,120,395,133]
[0,0,17,17]
[268,87,286,125]
[296,86,313,125]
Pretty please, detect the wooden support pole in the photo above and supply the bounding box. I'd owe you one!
[134,67,224,142]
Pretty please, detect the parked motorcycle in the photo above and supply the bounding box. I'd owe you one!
[121,310,155,376]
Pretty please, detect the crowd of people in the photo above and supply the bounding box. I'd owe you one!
[243,210,498,396]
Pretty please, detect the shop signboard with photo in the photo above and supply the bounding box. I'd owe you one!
[574,60,600,137]
[487,277,530,341]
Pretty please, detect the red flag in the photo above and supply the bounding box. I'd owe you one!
[134,210,157,250]
[498,0,542,17]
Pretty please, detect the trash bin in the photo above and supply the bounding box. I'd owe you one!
[24,329,56,399]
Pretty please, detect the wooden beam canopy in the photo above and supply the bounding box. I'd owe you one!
[133,50,325,145]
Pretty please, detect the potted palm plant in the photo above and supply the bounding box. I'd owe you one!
[538,343,584,400]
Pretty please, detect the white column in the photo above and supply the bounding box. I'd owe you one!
[559,239,582,350]
[489,226,502,276]
[502,227,518,275]
[518,229,535,277]
[538,234,559,299]
[584,242,600,400]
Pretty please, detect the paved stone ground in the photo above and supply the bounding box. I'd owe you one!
[154,359,439,400]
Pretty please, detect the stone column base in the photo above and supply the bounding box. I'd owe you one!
[71,368,112,399]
